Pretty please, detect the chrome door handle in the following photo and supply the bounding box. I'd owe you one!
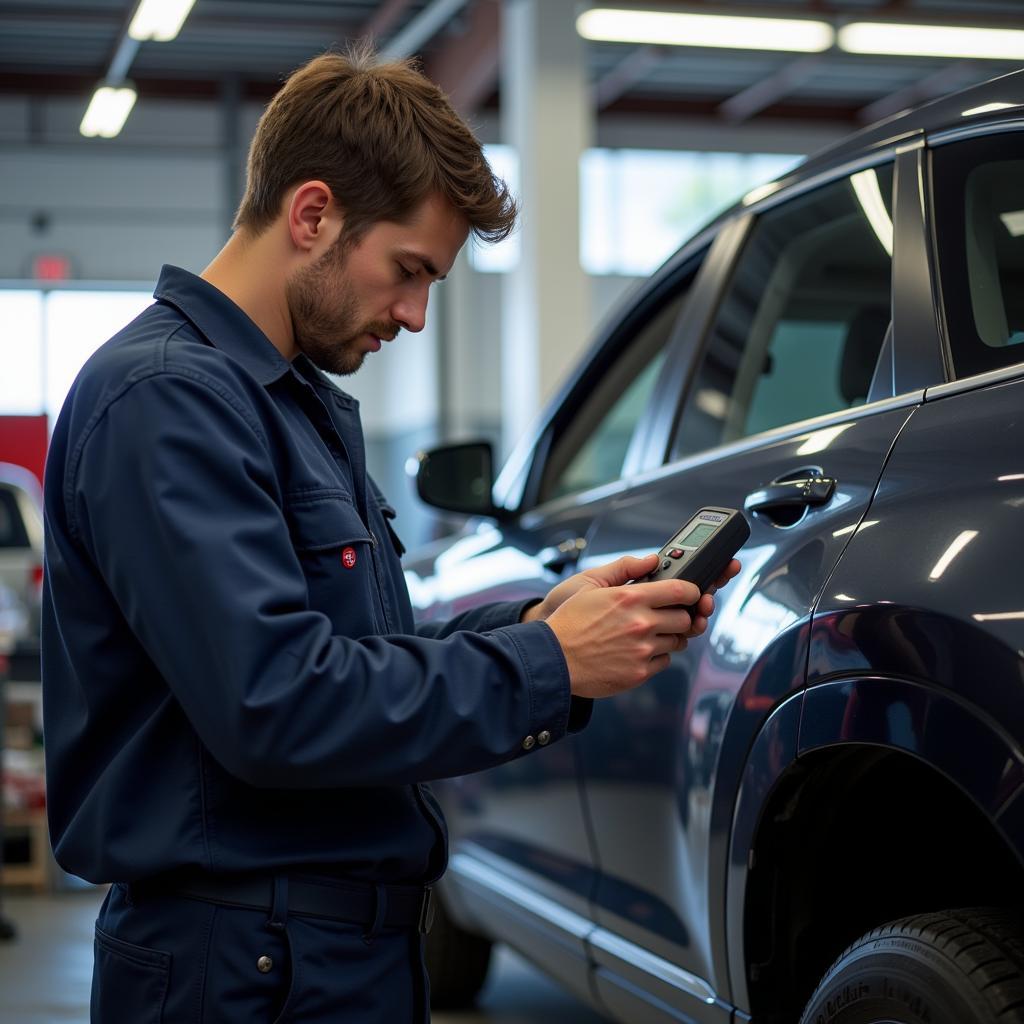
[744,476,836,514]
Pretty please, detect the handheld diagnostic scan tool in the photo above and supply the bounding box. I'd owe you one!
[638,507,749,603]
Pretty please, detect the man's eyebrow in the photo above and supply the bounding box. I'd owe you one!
[397,249,446,281]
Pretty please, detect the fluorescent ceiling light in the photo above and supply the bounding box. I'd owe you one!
[577,8,834,53]
[851,168,893,256]
[129,0,198,42]
[80,85,137,138]
[839,22,1024,60]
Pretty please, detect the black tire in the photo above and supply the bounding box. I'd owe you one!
[425,891,493,1010]
[799,908,1024,1024]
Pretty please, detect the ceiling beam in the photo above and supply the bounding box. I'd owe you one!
[424,0,500,115]
[360,0,415,43]
[0,72,281,101]
[593,45,667,110]
[381,0,471,59]
[718,54,825,124]
[857,61,979,123]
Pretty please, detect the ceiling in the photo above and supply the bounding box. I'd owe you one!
[2,0,1024,127]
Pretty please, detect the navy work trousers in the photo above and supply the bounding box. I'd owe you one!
[91,882,430,1022]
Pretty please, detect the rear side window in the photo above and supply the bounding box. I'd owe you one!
[932,132,1024,379]
[0,488,30,548]
[672,165,894,460]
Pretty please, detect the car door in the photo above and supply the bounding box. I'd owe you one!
[411,242,720,1002]
[573,153,944,1023]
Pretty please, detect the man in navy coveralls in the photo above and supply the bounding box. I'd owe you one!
[41,46,738,1022]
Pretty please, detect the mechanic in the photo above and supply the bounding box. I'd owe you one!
[41,47,740,1023]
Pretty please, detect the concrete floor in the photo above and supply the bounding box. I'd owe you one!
[0,889,611,1023]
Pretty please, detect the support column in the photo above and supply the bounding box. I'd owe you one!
[500,0,591,453]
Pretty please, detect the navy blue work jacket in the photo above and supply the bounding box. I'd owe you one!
[41,265,587,886]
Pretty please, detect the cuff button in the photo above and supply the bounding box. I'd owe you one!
[521,735,536,751]
[537,730,551,746]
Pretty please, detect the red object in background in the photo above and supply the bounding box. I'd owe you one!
[0,416,48,489]
[31,253,72,282]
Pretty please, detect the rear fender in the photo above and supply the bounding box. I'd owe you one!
[724,668,1024,1012]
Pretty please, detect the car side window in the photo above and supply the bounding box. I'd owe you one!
[538,286,690,503]
[931,132,1024,379]
[671,165,894,460]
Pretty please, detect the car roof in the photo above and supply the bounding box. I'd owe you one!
[0,462,43,505]
[698,66,1024,238]
[797,66,1024,175]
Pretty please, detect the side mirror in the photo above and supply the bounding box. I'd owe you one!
[411,441,501,518]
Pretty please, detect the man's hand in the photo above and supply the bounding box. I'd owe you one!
[522,553,741,640]
[527,553,742,699]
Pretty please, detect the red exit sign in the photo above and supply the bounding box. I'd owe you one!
[31,253,73,281]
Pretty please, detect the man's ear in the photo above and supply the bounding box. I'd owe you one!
[287,180,343,254]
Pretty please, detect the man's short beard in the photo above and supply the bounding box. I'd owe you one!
[287,238,365,376]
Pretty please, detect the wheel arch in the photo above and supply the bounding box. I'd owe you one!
[725,675,1024,1020]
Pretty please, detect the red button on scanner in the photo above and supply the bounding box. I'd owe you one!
[669,549,685,559]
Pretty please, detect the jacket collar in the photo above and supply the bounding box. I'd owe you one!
[153,264,292,387]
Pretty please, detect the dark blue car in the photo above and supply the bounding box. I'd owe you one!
[410,69,1024,1024]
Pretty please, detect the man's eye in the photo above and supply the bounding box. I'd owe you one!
[398,265,416,281]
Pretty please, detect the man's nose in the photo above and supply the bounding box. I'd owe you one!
[392,289,428,334]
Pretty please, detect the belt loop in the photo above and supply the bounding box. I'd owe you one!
[267,875,289,932]
[362,883,387,946]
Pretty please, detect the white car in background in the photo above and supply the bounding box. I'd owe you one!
[0,463,43,658]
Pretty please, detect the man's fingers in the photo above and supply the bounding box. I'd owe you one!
[630,577,701,608]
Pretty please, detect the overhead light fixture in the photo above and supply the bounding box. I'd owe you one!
[80,84,138,138]
[129,0,198,42]
[838,22,1024,60]
[576,8,834,53]
[850,168,893,256]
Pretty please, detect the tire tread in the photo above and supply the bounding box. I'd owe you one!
[800,907,1024,1024]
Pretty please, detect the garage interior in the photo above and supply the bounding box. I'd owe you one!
[2,1,1024,1021]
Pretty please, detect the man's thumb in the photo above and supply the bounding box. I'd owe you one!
[589,553,659,587]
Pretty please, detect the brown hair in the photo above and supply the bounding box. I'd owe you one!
[234,44,517,244]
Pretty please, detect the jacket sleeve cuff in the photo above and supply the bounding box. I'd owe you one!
[493,619,585,751]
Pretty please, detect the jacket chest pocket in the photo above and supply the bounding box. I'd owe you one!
[285,495,384,637]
